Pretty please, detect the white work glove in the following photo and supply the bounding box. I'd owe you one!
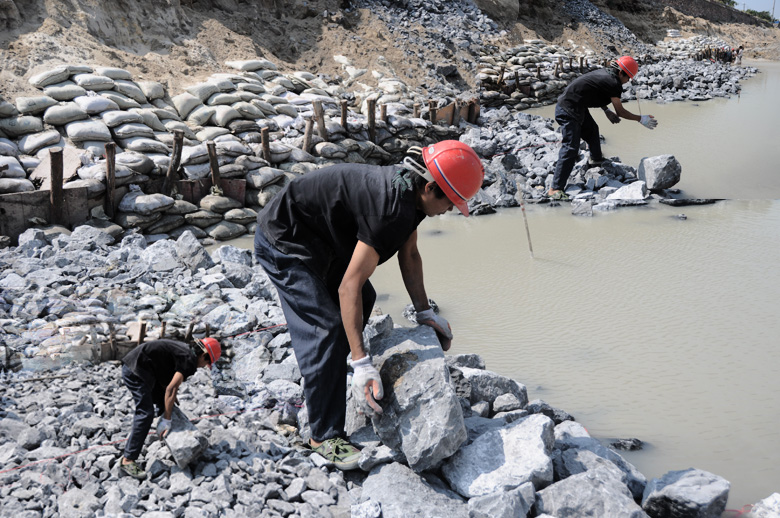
[156,418,172,437]
[639,115,657,130]
[415,308,453,351]
[350,356,383,416]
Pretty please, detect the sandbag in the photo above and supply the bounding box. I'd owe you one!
[95,67,133,80]
[0,138,19,157]
[231,101,264,119]
[65,120,112,142]
[186,82,220,103]
[74,95,120,115]
[209,78,235,92]
[102,110,143,127]
[119,185,175,215]
[237,83,266,94]
[99,91,141,110]
[116,151,155,175]
[18,129,62,155]
[120,137,169,154]
[64,178,106,198]
[225,59,278,72]
[207,92,241,106]
[43,103,89,125]
[196,127,230,141]
[0,100,18,117]
[274,104,299,118]
[163,121,197,140]
[113,80,148,104]
[181,144,209,165]
[43,81,87,101]
[212,105,242,127]
[245,167,285,189]
[77,162,134,182]
[79,140,120,157]
[0,116,44,137]
[137,81,165,100]
[223,207,257,225]
[218,163,246,179]
[216,140,252,157]
[0,178,35,193]
[130,108,166,131]
[16,95,58,115]
[171,93,203,119]
[184,209,222,228]
[112,122,155,139]
[205,221,246,241]
[0,156,26,178]
[73,73,116,91]
[147,214,185,234]
[29,66,71,88]
[236,91,262,103]
[186,105,215,126]
[200,194,242,214]
[251,99,277,117]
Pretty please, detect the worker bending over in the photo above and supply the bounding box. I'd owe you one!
[120,337,221,479]
[254,141,484,470]
[549,56,658,200]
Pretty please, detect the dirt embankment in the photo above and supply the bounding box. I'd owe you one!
[0,0,778,103]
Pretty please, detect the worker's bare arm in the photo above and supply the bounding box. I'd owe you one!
[610,97,641,122]
[163,372,184,420]
[339,241,380,361]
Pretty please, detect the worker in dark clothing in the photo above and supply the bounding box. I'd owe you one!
[549,56,658,200]
[253,141,484,470]
[120,337,221,479]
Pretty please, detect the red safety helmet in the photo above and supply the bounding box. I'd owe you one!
[616,56,639,79]
[195,337,221,365]
[421,140,485,217]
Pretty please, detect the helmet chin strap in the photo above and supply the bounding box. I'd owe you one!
[402,147,434,182]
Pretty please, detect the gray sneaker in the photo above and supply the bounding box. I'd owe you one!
[311,438,361,470]
[120,460,147,480]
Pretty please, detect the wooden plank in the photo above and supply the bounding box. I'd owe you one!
[61,187,90,227]
[0,191,49,243]
[177,178,246,206]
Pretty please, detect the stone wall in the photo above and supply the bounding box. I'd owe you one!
[658,0,770,26]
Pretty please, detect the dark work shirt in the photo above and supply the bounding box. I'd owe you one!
[123,339,198,407]
[257,163,426,289]
[557,68,624,122]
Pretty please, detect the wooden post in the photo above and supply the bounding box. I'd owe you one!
[340,100,348,130]
[413,103,421,118]
[579,56,584,71]
[569,56,573,70]
[553,62,559,77]
[184,322,194,342]
[104,142,116,218]
[261,127,272,163]
[497,66,505,86]
[49,147,63,225]
[380,103,387,123]
[205,324,211,337]
[451,100,460,126]
[160,322,166,339]
[162,130,184,196]
[313,100,327,140]
[302,118,313,154]
[206,141,221,189]
[136,320,147,346]
[428,100,437,125]
[367,98,376,143]
[558,56,563,71]
[514,71,520,92]
[536,66,541,80]
[467,100,477,124]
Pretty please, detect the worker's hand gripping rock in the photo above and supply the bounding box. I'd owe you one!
[640,115,658,130]
[157,417,172,438]
[350,356,383,416]
[415,308,453,351]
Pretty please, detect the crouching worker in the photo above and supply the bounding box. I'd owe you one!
[119,337,221,479]
[253,141,485,470]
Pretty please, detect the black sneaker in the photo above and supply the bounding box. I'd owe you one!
[587,157,608,167]
[120,460,147,480]
[310,438,361,470]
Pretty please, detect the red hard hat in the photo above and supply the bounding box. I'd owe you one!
[196,337,221,365]
[616,56,639,78]
[421,140,485,217]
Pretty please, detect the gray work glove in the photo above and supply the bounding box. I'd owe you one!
[350,356,383,416]
[639,115,658,130]
[415,308,453,351]
[157,417,171,438]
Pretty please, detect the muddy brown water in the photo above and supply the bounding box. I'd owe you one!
[224,60,780,510]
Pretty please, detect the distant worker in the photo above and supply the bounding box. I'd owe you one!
[548,56,658,200]
[736,45,744,66]
[253,141,484,470]
[120,337,221,479]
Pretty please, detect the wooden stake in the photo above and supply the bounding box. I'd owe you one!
[105,142,116,218]
[261,127,272,163]
[49,147,63,225]
[313,100,327,140]
[367,98,376,143]
[428,100,437,125]
[380,103,387,123]
[136,320,147,346]
[413,103,421,118]
[160,322,166,339]
[206,141,221,189]
[184,322,194,342]
[302,119,313,154]
[162,129,184,196]
[451,100,460,126]
[340,100,348,130]
[467,100,477,124]
[536,66,541,80]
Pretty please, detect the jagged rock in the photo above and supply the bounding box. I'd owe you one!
[175,230,215,271]
[638,155,681,190]
[467,482,536,518]
[641,468,729,518]
[366,325,467,472]
[164,407,208,468]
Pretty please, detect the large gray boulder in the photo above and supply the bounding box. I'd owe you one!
[535,465,649,518]
[366,324,466,472]
[361,462,468,518]
[638,155,682,190]
[749,493,780,518]
[641,468,729,518]
[467,481,536,518]
[442,413,555,498]
[450,365,528,409]
[175,230,215,272]
[163,406,208,468]
[607,180,648,201]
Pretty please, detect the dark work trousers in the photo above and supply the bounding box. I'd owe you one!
[552,105,603,191]
[122,365,158,461]
[253,228,376,442]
